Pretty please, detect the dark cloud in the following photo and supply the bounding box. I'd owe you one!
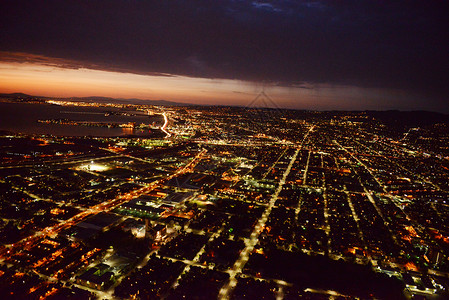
[0,51,174,77]
[1,0,448,106]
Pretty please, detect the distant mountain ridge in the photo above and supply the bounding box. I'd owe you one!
[0,92,188,106]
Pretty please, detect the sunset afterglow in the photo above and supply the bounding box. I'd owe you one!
[0,59,429,111]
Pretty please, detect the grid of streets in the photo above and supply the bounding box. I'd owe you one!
[1,102,449,299]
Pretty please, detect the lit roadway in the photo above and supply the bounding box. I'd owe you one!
[147,108,171,138]
[303,150,312,184]
[164,226,226,299]
[0,148,208,262]
[335,143,402,250]
[218,125,314,299]
[262,147,288,180]
[0,154,119,170]
[332,139,449,277]
[161,112,172,138]
[349,136,446,223]
[353,137,445,192]
[333,139,404,244]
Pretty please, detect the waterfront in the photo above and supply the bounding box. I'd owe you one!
[0,101,164,137]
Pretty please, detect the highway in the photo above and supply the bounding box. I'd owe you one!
[161,112,172,138]
[0,153,118,170]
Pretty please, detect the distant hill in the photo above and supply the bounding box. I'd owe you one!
[365,110,449,127]
[0,93,189,106]
[69,96,188,106]
[0,92,45,99]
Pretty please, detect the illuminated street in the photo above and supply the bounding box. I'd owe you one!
[0,101,449,299]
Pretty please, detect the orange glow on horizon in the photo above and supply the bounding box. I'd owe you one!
[0,59,421,111]
[0,61,262,105]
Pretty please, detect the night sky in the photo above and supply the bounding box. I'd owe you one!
[1,1,448,112]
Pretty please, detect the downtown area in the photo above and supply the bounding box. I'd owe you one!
[1,96,449,299]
